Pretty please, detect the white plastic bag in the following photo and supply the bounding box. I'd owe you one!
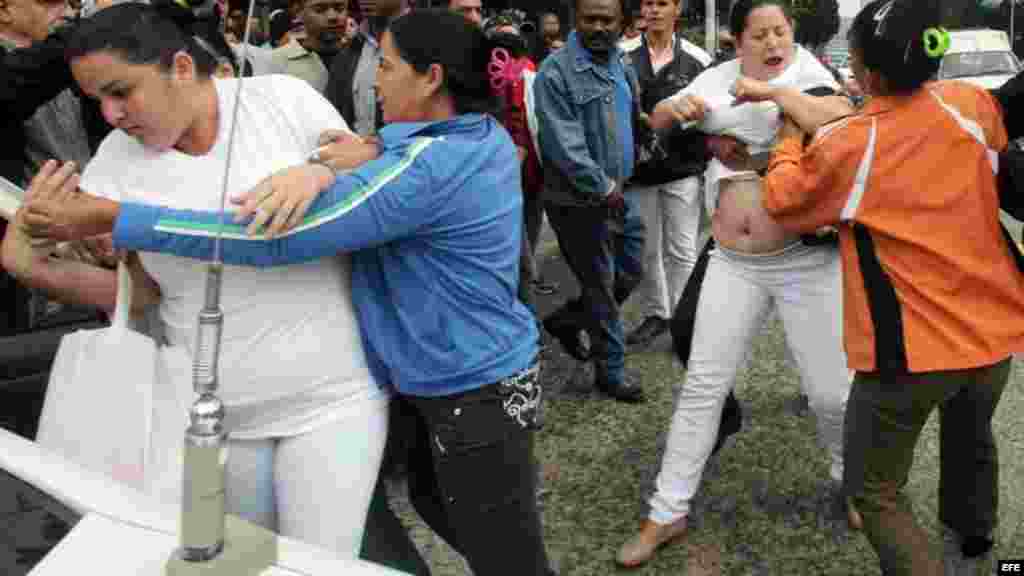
[143,343,193,507]
[36,261,157,489]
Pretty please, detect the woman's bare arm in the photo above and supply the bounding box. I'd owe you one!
[3,219,159,316]
[771,87,854,134]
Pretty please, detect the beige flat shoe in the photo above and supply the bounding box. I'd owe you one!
[616,517,688,568]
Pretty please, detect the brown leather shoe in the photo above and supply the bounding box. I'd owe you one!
[616,517,688,568]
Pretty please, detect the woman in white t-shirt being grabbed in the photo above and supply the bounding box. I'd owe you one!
[0,2,386,557]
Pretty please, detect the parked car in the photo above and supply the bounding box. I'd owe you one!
[939,28,1021,90]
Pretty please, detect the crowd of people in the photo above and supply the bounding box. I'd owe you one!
[1,0,1022,574]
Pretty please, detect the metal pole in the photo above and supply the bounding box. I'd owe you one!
[1012,0,1016,56]
[705,0,716,55]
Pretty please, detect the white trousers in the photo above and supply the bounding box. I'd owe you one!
[629,177,703,320]
[225,395,389,557]
[649,243,849,524]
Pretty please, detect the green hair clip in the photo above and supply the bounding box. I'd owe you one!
[923,27,951,59]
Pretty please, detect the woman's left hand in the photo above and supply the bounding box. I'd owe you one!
[707,135,749,170]
[731,76,778,104]
[233,164,335,237]
[311,131,381,171]
[21,160,114,243]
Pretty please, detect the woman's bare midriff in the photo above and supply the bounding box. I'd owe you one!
[711,177,801,254]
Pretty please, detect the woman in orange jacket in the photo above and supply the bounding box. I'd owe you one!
[761,0,1024,574]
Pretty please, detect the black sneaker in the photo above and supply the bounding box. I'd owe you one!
[626,316,669,349]
[595,372,645,403]
[542,315,590,362]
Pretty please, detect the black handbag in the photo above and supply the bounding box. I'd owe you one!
[997,141,1024,273]
[999,141,1024,221]
[670,238,714,367]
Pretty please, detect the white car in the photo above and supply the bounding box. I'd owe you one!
[939,50,1020,89]
[938,29,1021,90]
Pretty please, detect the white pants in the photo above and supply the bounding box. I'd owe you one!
[224,395,389,557]
[630,177,703,319]
[649,242,849,524]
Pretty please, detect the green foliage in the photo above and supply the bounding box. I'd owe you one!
[685,0,840,48]
[791,0,841,49]
[679,25,706,49]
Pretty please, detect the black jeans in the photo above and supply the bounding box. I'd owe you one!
[359,476,432,575]
[843,359,1010,576]
[518,188,548,314]
[544,199,645,386]
[402,361,552,575]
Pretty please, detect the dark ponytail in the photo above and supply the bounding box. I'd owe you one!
[387,9,499,116]
[848,0,944,93]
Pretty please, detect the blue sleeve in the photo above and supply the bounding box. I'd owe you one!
[534,65,613,199]
[112,137,440,267]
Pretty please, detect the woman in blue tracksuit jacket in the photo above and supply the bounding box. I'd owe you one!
[23,9,553,576]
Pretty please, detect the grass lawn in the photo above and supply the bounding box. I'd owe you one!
[392,244,1024,575]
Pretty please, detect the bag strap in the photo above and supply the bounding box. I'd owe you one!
[112,258,134,329]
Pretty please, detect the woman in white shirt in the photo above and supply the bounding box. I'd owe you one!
[1,3,386,557]
[616,0,855,567]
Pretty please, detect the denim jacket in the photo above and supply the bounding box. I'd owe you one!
[534,32,642,207]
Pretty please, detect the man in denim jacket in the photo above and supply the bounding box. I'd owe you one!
[534,0,646,403]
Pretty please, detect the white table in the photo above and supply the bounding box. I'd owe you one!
[0,429,409,575]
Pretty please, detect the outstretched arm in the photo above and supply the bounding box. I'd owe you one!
[2,217,158,316]
[762,117,864,233]
[23,140,447,268]
[731,77,853,134]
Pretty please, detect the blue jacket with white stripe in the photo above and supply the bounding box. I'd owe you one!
[112,114,539,397]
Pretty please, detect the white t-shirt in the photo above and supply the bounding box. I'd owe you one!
[81,74,384,440]
[668,46,838,215]
[618,35,642,53]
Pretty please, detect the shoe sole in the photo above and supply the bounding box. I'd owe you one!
[625,330,669,353]
[597,385,645,403]
[625,337,661,354]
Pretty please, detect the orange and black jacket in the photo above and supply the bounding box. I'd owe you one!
[763,81,1024,375]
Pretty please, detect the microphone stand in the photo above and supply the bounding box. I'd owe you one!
[165,0,278,573]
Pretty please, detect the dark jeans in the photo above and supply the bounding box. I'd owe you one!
[843,358,1010,576]
[359,477,432,575]
[518,189,547,314]
[544,196,645,386]
[402,362,552,576]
